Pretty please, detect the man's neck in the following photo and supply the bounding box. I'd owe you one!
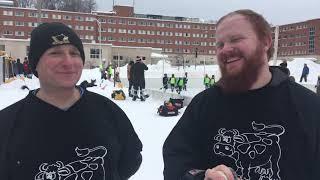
[249,64,272,90]
[36,87,81,110]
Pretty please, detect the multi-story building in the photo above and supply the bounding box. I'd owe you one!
[275,19,320,61]
[0,5,217,67]
[0,4,319,68]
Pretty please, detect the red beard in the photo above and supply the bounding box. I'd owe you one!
[217,45,265,93]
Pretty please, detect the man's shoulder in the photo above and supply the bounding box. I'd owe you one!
[288,81,320,106]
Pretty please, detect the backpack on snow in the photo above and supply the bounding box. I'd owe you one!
[157,101,179,117]
[169,98,184,109]
[111,90,126,100]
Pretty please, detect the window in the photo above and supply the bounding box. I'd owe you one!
[86,17,94,21]
[75,16,84,21]
[108,28,116,33]
[108,37,115,41]
[119,29,127,33]
[86,26,94,31]
[85,35,94,40]
[28,22,38,27]
[119,37,126,42]
[3,30,13,35]
[15,11,24,17]
[3,11,13,16]
[15,21,24,26]
[3,21,13,26]
[52,14,61,19]
[128,21,136,25]
[128,38,136,42]
[0,45,5,51]
[75,25,84,30]
[108,19,116,24]
[119,19,126,24]
[113,56,123,60]
[15,31,25,36]
[63,15,72,20]
[28,12,38,17]
[41,13,48,18]
[90,48,101,59]
[128,29,136,34]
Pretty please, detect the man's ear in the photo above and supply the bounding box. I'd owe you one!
[263,34,272,52]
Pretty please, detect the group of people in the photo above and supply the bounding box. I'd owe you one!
[1,9,320,180]
[162,72,188,94]
[127,56,148,101]
[203,74,216,89]
[8,57,33,78]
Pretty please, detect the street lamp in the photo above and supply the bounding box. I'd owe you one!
[94,18,102,67]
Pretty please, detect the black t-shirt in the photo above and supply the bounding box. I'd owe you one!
[163,72,320,180]
[5,90,142,180]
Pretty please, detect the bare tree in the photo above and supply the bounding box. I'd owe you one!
[17,0,36,8]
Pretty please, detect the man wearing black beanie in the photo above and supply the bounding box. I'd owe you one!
[0,22,142,180]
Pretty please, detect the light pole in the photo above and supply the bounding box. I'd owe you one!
[94,18,102,67]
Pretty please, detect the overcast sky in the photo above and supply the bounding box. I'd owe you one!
[96,0,319,25]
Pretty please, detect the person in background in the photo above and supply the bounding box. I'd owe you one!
[279,60,290,76]
[131,56,148,101]
[203,74,210,89]
[315,75,320,95]
[183,72,188,91]
[299,63,309,82]
[163,9,320,180]
[0,22,143,180]
[176,77,184,94]
[169,74,176,92]
[127,60,135,97]
[23,57,32,78]
[210,75,216,87]
[162,73,169,91]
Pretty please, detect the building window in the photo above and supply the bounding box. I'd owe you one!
[28,22,38,27]
[90,48,101,59]
[15,11,24,17]
[128,21,136,25]
[75,25,84,30]
[107,37,115,41]
[63,15,72,20]
[108,28,116,33]
[15,31,25,36]
[15,21,24,26]
[52,14,61,19]
[85,26,94,31]
[3,30,13,35]
[113,56,123,60]
[128,29,136,34]
[3,21,13,26]
[128,38,136,42]
[41,13,48,18]
[108,19,116,24]
[75,16,84,21]
[28,12,38,17]
[119,29,127,33]
[86,17,94,21]
[119,37,126,42]
[119,19,126,24]
[3,10,13,16]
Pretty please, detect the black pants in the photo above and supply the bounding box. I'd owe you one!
[299,74,307,82]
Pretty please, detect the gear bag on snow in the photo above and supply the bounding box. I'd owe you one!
[111,90,126,100]
[169,98,184,109]
[157,101,178,116]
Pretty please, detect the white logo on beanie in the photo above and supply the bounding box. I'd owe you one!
[51,34,70,45]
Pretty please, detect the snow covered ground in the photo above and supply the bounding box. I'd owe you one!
[0,57,319,180]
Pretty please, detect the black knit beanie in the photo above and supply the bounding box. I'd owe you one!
[28,22,85,77]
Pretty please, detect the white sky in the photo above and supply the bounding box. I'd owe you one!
[96,0,320,25]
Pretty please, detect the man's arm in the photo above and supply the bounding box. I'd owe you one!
[163,96,206,180]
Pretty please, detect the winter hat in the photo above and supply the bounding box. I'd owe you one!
[28,22,85,77]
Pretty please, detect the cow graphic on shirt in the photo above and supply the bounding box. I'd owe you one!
[213,122,285,180]
[35,146,107,180]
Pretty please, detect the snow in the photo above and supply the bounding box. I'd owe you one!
[0,57,319,179]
